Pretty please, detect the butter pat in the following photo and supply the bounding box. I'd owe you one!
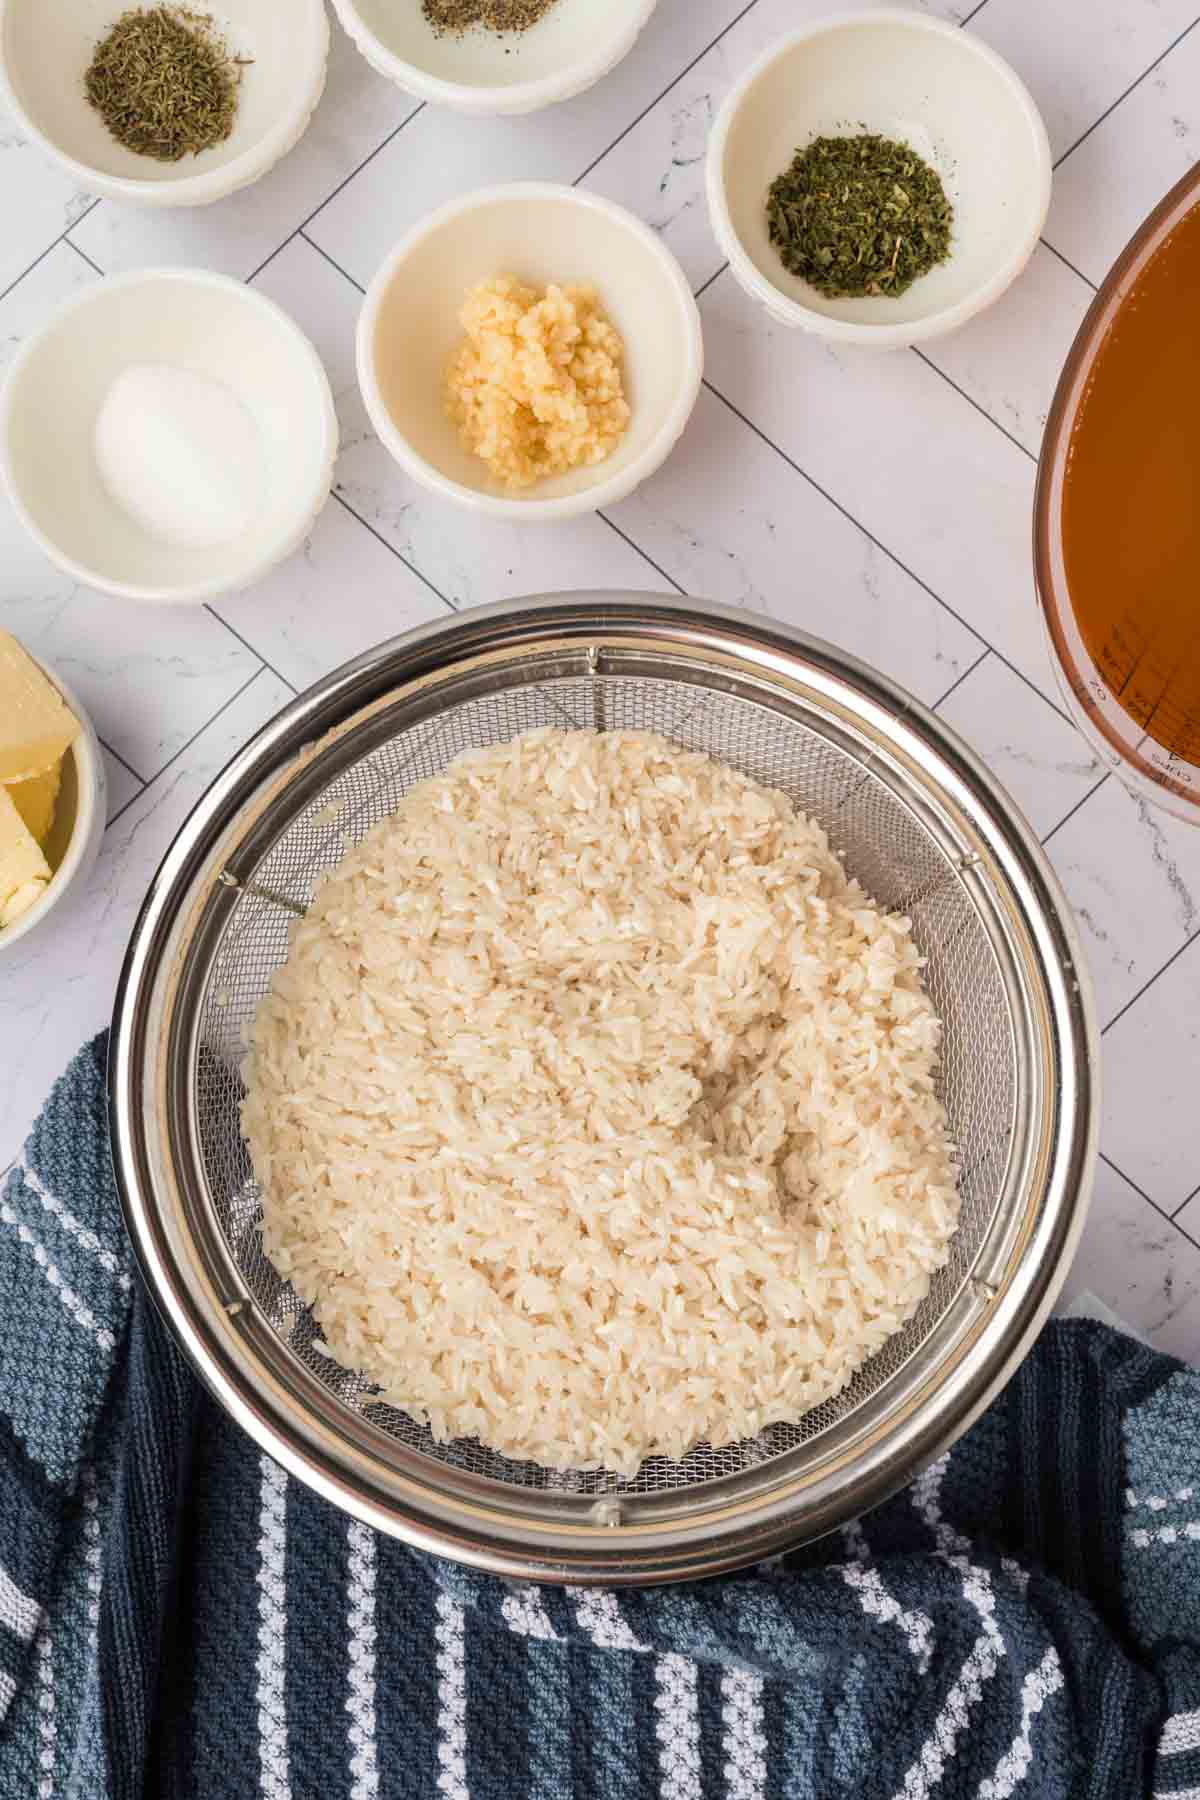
[7,760,62,845]
[0,633,79,783]
[0,786,51,926]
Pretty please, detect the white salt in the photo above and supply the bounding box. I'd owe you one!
[94,363,265,551]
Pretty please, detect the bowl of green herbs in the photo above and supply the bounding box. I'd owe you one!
[706,10,1051,349]
[0,0,328,207]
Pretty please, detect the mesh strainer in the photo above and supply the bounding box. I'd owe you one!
[109,595,1097,1584]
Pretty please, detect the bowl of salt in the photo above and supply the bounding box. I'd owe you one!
[0,268,338,604]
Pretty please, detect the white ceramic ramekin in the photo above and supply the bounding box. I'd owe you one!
[332,0,657,117]
[707,11,1052,349]
[357,183,703,521]
[1,269,338,605]
[0,0,329,207]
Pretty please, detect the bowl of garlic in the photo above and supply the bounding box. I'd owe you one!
[357,183,703,520]
[0,634,105,953]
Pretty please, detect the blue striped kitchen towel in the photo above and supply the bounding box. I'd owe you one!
[0,1035,1197,1799]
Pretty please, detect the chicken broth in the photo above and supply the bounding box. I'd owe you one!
[1061,202,1200,766]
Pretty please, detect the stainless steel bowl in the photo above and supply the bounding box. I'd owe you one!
[109,594,1097,1584]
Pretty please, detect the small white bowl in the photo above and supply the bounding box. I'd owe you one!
[0,269,338,605]
[357,184,703,521]
[0,657,105,955]
[0,0,329,207]
[332,0,657,116]
[707,11,1052,349]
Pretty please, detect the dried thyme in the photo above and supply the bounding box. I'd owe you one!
[85,7,246,163]
[422,0,560,35]
[766,134,954,299]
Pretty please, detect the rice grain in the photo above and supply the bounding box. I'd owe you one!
[242,730,960,1476]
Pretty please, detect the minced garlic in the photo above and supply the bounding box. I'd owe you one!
[446,277,630,491]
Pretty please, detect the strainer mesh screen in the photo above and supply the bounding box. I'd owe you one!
[194,672,1014,1497]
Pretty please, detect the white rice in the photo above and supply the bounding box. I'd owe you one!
[242,729,960,1477]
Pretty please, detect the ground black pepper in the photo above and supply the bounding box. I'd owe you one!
[422,0,560,35]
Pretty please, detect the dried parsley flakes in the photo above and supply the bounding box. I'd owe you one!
[85,7,246,163]
[765,134,954,299]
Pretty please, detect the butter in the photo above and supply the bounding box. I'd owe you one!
[0,633,79,783]
[0,786,52,926]
[6,760,62,845]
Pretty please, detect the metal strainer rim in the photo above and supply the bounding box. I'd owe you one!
[109,594,1098,1584]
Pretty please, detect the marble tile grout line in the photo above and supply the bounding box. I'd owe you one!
[298,229,366,295]
[1099,1152,1200,1252]
[104,664,269,831]
[913,347,1038,465]
[330,490,458,615]
[573,0,765,190]
[300,100,427,236]
[699,364,1103,738]
[930,648,992,714]
[65,237,104,279]
[96,735,148,787]
[1038,237,1098,292]
[1176,1179,1200,1221]
[204,605,298,698]
[0,198,101,306]
[1052,13,1200,170]
[1101,925,1200,1039]
[1039,771,1111,848]
[694,273,1085,502]
[245,232,301,288]
[597,513,688,597]
[693,260,730,302]
[696,370,1077,710]
[239,106,431,288]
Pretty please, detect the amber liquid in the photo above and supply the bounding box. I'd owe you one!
[1061,204,1200,766]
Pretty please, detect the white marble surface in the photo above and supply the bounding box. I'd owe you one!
[1,0,1198,1364]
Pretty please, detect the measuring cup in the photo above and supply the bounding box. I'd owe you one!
[1035,161,1200,826]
